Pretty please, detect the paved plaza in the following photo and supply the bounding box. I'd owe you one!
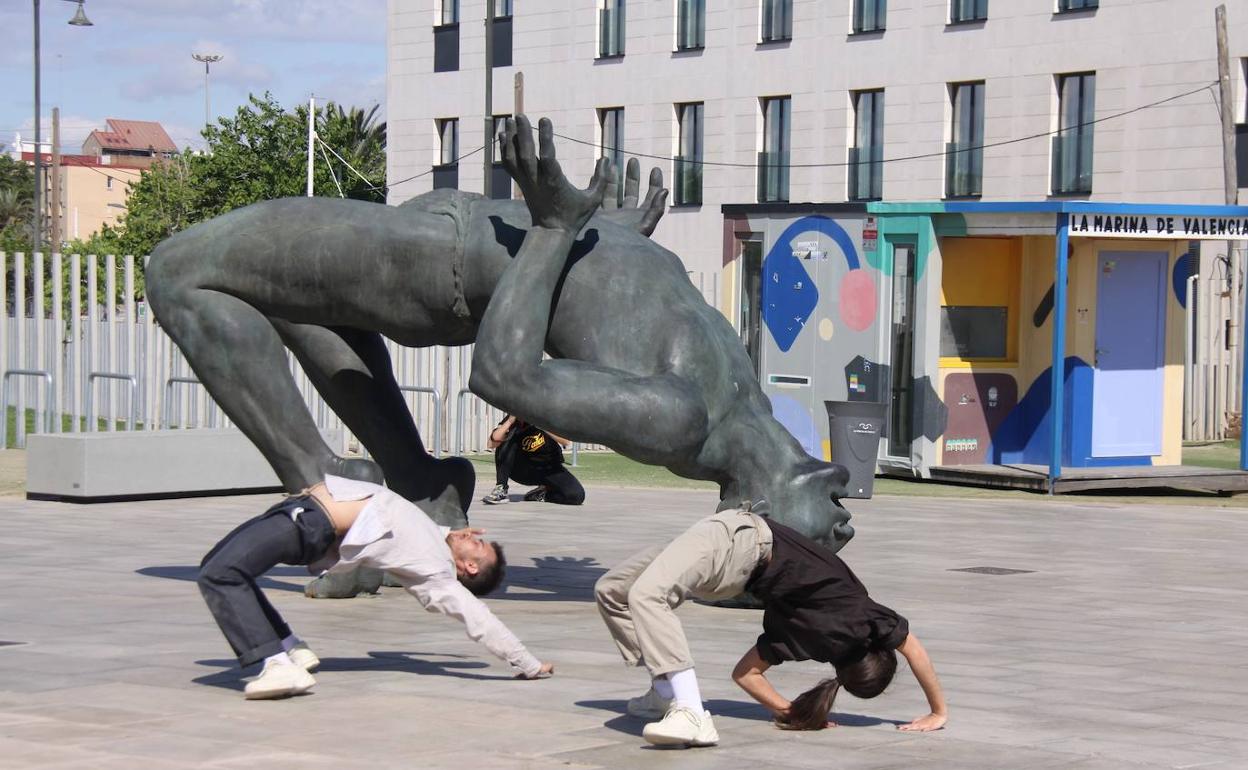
[0,480,1246,769]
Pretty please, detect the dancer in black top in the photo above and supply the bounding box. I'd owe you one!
[482,414,585,505]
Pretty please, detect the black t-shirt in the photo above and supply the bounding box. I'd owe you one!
[747,518,909,667]
[503,419,564,470]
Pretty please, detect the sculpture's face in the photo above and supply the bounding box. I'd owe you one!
[767,463,855,551]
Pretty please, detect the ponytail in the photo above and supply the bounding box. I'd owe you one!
[776,678,841,731]
[775,648,899,731]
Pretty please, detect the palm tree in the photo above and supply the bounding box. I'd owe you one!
[317,103,387,202]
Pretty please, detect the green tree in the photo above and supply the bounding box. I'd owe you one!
[0,150,34,254]
[100,92,387,263]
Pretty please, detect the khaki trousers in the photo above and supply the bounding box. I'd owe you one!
[594,509,773,676]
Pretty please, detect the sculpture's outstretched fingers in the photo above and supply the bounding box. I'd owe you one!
[622,158,641,209]
[601,158,621,210]
[638,167,669,237]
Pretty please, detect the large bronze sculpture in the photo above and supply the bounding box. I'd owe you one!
[147,115,854,549]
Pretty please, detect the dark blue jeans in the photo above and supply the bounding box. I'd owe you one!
[198,495,336,667]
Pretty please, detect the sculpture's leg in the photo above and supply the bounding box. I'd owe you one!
[146,285,377,490]
[270,321,474,526]
[471,117,709,463]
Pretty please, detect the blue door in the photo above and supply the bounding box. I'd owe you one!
[1091,251,1166,457]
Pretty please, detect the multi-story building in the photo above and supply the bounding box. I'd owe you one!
[389,1,1248,488]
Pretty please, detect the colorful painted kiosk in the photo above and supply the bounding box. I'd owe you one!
[721,201,1248,493]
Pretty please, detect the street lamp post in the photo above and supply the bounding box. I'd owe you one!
[31,0,92,258]
[191,53,223,132]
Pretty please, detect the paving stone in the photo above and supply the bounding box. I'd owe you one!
[1,483,1247,767]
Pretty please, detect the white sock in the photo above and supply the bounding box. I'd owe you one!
[280,634,301,652]
[264,651,293,667]
[667,668,703,711]
[652,676,674,700]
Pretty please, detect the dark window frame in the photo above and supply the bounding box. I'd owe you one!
[677,0,706,50]
[758,95,791,203]
[849,89,884,201]
[598,0,626,58]
[946,81,984,198]
[853,0,886,34]
[949,0,987,24]
[674,102,704,206]
[760,0,793,43]
[1051,72,1095,195]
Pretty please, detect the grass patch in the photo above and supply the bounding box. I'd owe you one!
[1182,439,1242,470]
[5,407,141,448]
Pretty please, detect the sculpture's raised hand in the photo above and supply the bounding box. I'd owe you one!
[499,115,608,234]
[599,157,669,237]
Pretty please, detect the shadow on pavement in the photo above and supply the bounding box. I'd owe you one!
[136,565,309,593]
[494,555,607,603]
[192,650,514,690]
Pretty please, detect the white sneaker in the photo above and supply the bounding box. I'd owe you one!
[287,642,320,672]
[626,686,673,720]
[642,706,719,748]
[243,660,316,700]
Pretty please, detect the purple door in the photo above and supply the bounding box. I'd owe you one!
[1091,250,1166,457]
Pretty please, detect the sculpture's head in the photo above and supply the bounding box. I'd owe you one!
[764,461,855,551]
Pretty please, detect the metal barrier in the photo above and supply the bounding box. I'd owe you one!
[399,385,442,457]
[1,369,55,448]
[163,376,206,429]
[86,372,139,432]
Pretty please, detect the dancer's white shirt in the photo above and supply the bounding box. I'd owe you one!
[319,474,542,677]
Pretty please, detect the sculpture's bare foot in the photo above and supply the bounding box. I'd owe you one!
[498,115,607,235]
[598,157,668,237]
[322,455,384,485]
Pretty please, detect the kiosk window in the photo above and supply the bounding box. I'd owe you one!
[940,306,1007,359]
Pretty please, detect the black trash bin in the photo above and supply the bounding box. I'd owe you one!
[824,400,886,499]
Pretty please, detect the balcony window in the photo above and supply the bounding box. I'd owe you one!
[675,102,703,206]
[850,89,884,201]
[493,0,512,16]
[1058,0,1097,11]
[950,0,987,23]
[946,82,984,198]
[758,96,790,203]
[599,107,625,201]
[1052,72,1095,194]
[434,118,459,190]
[677,0,705,50]
[853,0,886,33]
[599,0,625,58]
[761,0,792,43]
[434,1,460,73]
[440,0,459,24]
[490,116,511,199]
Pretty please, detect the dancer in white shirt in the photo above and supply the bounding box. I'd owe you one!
[197,474,553,699]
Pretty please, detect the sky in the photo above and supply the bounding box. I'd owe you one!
[0,0,387,155]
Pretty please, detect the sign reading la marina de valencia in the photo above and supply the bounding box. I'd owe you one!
[1069,212,1248,240]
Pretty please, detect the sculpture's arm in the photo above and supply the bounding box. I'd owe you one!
[597,157,668,237]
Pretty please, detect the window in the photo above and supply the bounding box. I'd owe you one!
[493,0,512,16]
[950,0,987,23]
[939,239,1020,364]
[853,0,886,33]
[677,0,705,50]
[849,89,884,201]
[434,0,460,72]
[675,102,703,206]
[758,96,790,203]
[761,0,792,42]
[599,0,625,57]
[1052,72,1095,194]
[1057,0,1097,11]
[484,115,509,198]
[947,82,984,197]
[599,108,625,196]
[439,0,459,25]
[434,118,459,190]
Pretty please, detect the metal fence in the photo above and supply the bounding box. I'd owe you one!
[1186,244,1246,441]
[1,250,721,456]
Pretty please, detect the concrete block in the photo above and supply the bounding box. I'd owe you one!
[24,429,340,502]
